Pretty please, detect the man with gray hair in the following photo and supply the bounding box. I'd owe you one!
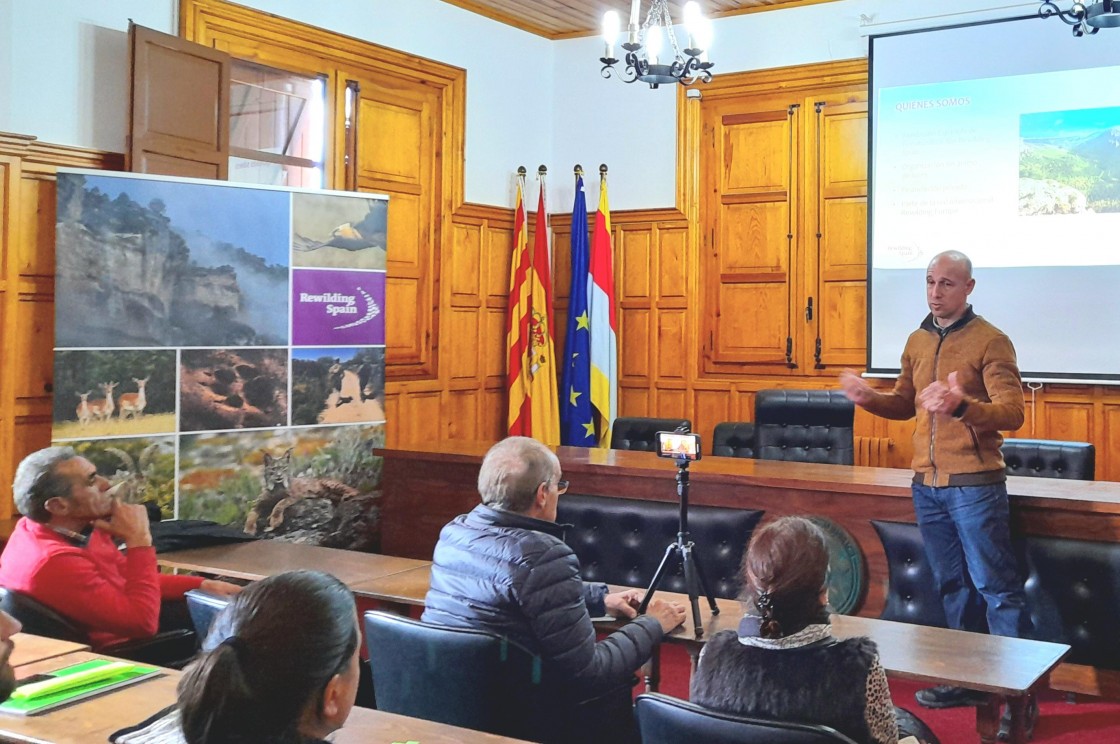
[424,436,685,742]
[0,447,239,650]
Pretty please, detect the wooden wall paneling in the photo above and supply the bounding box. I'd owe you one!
[693,385,734,445]
[619,386,651,418]
[656,387,689,420]
[702,101,799,374]
[0,136,123,512]
[1103,403,1120,482]
[804,96,866,371]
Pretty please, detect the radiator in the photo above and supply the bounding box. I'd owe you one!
[854,436,894,468]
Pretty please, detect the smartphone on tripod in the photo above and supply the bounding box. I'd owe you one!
[655,431,702,462]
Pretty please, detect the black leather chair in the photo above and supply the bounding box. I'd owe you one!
[184,588,230,642]
[711,421,756,459]
[754,390,854,465]
[610,417,691,452]
[0,587,196,666]
[1021,535,1120,669]
[870,521,948,627]
[1002,438,1095,480]
[557,494,762,600]
[364,610,565,741]
[635,693,859,744]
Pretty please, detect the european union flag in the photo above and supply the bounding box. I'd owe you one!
[559,176,596,446]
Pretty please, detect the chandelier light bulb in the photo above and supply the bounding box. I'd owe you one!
[602,10,621,59]
[683,1,702,47]
[646,23,663,65]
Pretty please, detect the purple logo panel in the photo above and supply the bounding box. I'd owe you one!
[292,270,385,346]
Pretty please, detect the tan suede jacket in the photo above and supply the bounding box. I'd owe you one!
[864,308,1025,487]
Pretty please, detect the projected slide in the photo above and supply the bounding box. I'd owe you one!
[869,18,1120,381]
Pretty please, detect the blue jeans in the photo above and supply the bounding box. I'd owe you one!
[912,482,1031,638]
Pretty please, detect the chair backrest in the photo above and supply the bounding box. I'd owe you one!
[184,589,231,644]
[0,587,89,643]
[363,611,554,740]
[609,417,691,452]
[711,421,756,459]
[869,521,947,627]
[557,494,762,599]
[1002,438,1095,480]
[1021,534,1120,669]
[754,390,854,465]
[635,693,859,744]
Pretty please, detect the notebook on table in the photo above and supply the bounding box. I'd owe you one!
[0,658,162,716]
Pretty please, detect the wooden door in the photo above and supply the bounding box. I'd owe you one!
[342,73,443,381]
[803,94,868,371]
[701,94,804,375]
[128,24,230,179]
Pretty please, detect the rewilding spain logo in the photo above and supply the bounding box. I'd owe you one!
[292,270,385,346]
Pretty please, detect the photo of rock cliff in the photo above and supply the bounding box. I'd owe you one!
[55,173,290,347]
[1020,106,1120,215]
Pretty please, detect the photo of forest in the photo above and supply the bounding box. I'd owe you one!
[52,350,177,439]
[55,173,290,347]
[1020,105,1120,215]
[178,424,384,550]
[291,347,385,426]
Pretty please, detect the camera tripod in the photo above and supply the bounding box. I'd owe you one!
[636,458,719,637]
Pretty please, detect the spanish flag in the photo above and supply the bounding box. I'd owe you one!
[528,175,560,445]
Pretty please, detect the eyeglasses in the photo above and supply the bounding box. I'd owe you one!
[556,479,569,494]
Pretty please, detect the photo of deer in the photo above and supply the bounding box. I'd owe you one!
[292,192,387,270]
[62,436,177,519]
[178,424,384,550]
[291,347,385,426]
[180,348,288,432]
[52,350,177,439]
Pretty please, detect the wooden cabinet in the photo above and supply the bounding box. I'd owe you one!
[700,65,867,377]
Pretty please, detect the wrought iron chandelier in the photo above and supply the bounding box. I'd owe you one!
[600,0,714,89]
[1039,0,1120,36]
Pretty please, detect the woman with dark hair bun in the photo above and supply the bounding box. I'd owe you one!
[177,569,360,744]
[690,517,936,744]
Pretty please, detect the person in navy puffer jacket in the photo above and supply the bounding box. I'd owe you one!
[423,436,686,743]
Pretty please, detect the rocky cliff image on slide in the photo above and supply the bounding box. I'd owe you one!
[54,174,289,347]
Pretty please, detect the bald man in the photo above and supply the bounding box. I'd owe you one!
[841,251,1030,713]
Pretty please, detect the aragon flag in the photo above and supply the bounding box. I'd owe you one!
[559,174,595,446]
[505,178,532,436]
[588,175,618,447]
[527,174,560,445]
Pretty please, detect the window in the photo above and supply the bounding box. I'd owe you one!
[228,60,326,188]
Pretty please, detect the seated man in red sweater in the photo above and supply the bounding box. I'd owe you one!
[0,447,240,649]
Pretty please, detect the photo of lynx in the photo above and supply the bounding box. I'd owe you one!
[244,449,359,535]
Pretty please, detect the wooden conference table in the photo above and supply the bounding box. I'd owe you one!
[0,650,531,744]
[157,539,430,586]
[8,634,89,669]
[351,563,1066,744]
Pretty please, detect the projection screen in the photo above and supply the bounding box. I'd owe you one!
[869,16,1120,383]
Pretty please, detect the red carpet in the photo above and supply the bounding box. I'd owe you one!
[652,643,1120,742]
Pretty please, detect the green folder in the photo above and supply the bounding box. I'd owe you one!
[0,659,162,716]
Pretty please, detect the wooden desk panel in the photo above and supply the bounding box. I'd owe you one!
[350,565,432,606]
[9,634,89,668]
[157,540,430,586]
[0,651,180,744]
[378,442,1120,621]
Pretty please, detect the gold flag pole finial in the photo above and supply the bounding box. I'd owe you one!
[574,164,584,177]
[599,163,608,181]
